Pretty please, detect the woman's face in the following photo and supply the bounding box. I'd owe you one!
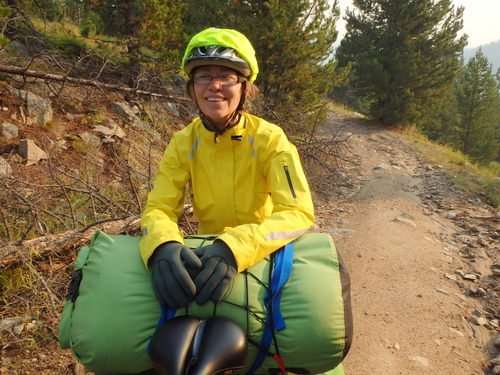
[193,66,243,128]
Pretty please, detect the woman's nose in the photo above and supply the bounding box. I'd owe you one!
[207,77,223,90]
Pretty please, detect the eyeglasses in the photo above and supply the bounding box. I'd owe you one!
[193,73,242,86]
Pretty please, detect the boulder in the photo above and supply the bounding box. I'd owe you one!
[2,121,18,139]
[79,132,102,147]
[163,102,179,117]
[8,87,53,125]
[93,121,126,139]
[5,41,30,57]
[110,102,144,129]
[18,139,48,166]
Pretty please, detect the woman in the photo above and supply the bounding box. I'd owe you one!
[140,27,315,309]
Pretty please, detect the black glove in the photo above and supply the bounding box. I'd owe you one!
[150,242,202,308]
[192,240,237,304]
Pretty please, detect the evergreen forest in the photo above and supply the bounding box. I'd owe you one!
[1,0,499,164]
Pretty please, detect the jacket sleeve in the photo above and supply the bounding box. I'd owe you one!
[139,134,190,267]
[218,130,315,272]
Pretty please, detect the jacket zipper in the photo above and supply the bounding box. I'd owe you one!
[283,165,297,198]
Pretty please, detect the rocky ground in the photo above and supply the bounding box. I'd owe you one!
[313,112,499,374]
[1,99,499,374]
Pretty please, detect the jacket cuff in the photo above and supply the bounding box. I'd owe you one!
[139,231,184,269]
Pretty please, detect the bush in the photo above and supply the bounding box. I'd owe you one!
[47,35,87,58]
[80,18,97,38]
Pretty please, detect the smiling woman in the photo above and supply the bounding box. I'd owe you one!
[138,27,328,375]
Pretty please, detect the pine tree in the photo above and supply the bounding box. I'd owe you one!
[336,0,467,126]
[79,0,188,77]
[454,50,500,162]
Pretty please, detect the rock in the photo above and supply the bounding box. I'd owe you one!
[494,335,500,348]
[446,212,456,219]
[0,157,13,178]
[448,327,464,337]
[79,132,101,147]
[2,121,18,139]
[455,269,465,277]
[5,40,30,57]
[327,229,354,234]
[93,121,126,139]
[408,355,429,367]
[472,309,482,317]
[490,357,500,366]
[163,102,179,117]
[463,274,477,281]
[492,365,500,375]
[489,319,499,329]
[25,320,36,331]
[392,216,417,228]
[47,138,67,151]
[471,316,488,326]
[467,286,486,297]
[393,342,400,350]
[374,164,390,170]
[13,323,24,334]
[435,287,449,295]
[110,102,144,128]
[0,317,22,331]
[18,139,48,166]
[444,273,457,281]
[65,113,85,120]
[8,87,53,125]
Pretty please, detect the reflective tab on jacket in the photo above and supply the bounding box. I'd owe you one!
[190,136,201,160]
[248,135,256,158]
[264,228,308,241]
[141,228,148,236]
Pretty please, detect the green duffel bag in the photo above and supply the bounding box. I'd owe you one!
[59,231,352,374]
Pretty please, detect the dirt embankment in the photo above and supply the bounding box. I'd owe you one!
[313,112,499,375]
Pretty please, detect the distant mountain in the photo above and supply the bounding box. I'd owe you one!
[463,40,500,72]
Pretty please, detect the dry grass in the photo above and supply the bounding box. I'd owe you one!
[404,128,500,208]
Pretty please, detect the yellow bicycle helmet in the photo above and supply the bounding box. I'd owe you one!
[181,27,259,83]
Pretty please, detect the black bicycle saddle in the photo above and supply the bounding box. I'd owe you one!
[150,316,248,375]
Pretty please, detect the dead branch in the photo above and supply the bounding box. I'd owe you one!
[0,63,190,102]
[0,214,140,267]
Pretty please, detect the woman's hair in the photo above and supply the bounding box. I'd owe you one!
[185,76,259,110]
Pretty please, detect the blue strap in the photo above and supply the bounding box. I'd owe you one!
[247,241,295,375]
[147,305,177,354]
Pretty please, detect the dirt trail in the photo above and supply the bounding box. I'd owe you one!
[313,112,499,374]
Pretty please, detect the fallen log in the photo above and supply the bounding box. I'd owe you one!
[0,215,141,267]
[0,63,190,102]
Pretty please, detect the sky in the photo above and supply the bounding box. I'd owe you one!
[334,0,500,48]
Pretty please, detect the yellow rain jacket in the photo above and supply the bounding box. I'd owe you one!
[140,113,314,272]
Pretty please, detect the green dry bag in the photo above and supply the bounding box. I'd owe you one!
[59,231,352,374]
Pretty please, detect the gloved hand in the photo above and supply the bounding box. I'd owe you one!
[192,240,237,304]
[150,242,202,308]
